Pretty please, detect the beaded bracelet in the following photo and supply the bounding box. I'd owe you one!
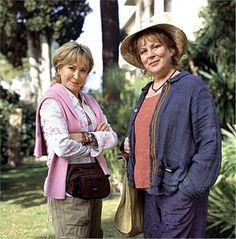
[81,132,97,146]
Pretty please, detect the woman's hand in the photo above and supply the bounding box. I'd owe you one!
[124,137,130,154]
[70,132,84,143]
[70,132,98,147]
[95,122,109,132]
[70,122,108,147]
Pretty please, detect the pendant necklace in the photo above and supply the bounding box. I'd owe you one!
[151,69,177,93]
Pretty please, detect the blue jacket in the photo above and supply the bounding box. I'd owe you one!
[127,71,222,198]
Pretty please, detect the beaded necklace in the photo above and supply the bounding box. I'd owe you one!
[151,69,177,93]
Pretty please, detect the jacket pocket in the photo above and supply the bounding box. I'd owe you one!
[163,156,179,173]
[159,157,180,195]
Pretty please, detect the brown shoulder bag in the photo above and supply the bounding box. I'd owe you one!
[66,162,110,199]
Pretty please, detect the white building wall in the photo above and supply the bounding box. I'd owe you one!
[121,0,207,40]
[171,0,207,40]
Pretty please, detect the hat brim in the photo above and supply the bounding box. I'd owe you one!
[120,23,187,69]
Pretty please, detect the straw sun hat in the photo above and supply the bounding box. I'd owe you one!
[120,23,188,69]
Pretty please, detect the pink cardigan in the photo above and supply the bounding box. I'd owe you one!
[34,84,110,199]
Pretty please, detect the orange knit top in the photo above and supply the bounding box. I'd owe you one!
[134,94,160,188]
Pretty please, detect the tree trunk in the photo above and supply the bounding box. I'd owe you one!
[7,108,22,167]
[27,31,52,105]
[100,0,120,92]
[40,34,52,96]
[27,30,41,105]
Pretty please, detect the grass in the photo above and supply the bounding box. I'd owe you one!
[0,161,125,239]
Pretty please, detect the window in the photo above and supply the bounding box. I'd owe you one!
[164,0,172,12]
[150,0,154,17]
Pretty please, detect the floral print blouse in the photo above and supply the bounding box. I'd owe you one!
[39,86,117,166]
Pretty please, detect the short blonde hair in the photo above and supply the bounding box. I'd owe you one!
[53,42,94,81]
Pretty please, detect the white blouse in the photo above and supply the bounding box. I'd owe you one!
[39,87,117,166]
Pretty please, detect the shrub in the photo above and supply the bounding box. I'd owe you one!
[207,124,236,238]
[0,85,35,165]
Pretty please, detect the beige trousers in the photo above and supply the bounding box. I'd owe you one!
[49,196,103,239]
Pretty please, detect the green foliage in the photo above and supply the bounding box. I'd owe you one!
[208,182,235,238]
[198,68,235,129]
[221,125,236,178]
[103,147,124,183]
[0,85,20,163]
[0,86,35,165]
[20,101,36,157]
[0,0,28,66]
[95,66,150,142]
[91,66,151,182]
[0,54,30,83]
[193,0,235,79]
[0,0,91,66]
[187,0,235,129]
[207,124,236,238]
[102,65,126,101]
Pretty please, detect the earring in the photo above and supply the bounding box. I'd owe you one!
[141,69,147,75]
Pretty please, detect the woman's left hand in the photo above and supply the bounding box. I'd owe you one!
[70,132,84,143]
[124,137,130,154]
[70,122,109,147]
[95,122,109,132]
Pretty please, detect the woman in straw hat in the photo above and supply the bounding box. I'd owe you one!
[120,23,221,238]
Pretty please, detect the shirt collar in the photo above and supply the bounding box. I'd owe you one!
[62,85,86,107]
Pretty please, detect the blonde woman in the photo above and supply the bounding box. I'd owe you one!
[34,41,118,238]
